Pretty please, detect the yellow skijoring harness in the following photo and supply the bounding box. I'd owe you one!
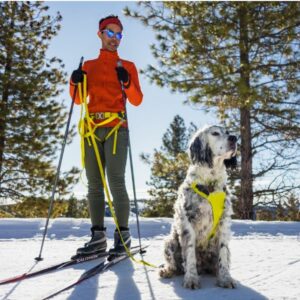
[191,182,226,240]
[77,75,156,268]
[79,110,126,165]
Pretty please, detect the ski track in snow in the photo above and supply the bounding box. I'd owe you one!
[0,218,299,300]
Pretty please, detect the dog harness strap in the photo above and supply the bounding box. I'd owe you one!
[191,182,226,239]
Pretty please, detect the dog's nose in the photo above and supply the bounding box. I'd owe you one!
[228,135,237,143]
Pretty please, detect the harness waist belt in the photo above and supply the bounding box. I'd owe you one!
[90,111,126,120]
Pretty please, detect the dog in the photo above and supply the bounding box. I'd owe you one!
[159,125,238,289]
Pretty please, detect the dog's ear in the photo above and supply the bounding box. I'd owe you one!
[224,155,237,169]
[189,136,213,167]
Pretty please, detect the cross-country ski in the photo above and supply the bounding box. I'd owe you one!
[0,244,145,286]
[0,252,108,286]
[42,246,147,300]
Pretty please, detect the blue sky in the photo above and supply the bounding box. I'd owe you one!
[46,1,215,199]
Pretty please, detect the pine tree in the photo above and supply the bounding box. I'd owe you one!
[276,200,286,221]
[285,193,300,221]
[3,197,68,218]
[125,2,300,219]
[162,115,195,156]
[142,115,196,217]
[66,196,78,218]
[0,2,79,204]
[65,196,90,218]
[76,199,89,218]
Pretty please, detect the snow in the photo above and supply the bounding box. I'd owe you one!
[0,218,299,300]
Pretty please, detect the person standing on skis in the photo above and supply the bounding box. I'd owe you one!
[69,15,143,257]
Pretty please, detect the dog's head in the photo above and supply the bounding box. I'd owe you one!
[188,125,237,168]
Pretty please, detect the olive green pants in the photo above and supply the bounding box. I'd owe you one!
[84,127,129,228]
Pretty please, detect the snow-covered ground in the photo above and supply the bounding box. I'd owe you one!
[0,217,299,300]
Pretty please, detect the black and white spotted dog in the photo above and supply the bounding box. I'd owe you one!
[159,125,238,289]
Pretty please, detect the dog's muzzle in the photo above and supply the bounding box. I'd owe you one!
[228,135,237,152]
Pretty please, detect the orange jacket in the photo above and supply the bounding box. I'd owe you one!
[69,49,143,127]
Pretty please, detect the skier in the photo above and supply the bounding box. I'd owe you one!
[69,15,143,257]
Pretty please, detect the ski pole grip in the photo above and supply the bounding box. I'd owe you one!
[70,56,84,103]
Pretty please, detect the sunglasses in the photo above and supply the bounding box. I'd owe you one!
[102,29,122,41]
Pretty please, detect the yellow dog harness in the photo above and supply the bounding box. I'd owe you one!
[191,182,226,239]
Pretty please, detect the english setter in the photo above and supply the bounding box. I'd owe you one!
[159,125,238,289]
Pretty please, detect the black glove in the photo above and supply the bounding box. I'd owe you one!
[71,69,86,84]
[115,66,129,84]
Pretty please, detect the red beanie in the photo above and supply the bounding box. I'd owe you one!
[99,17,123,31]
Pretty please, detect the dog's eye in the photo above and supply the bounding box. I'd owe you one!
[212,132,220,136]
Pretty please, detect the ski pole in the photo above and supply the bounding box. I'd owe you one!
[35,56,84,261]
[117,61,143,252]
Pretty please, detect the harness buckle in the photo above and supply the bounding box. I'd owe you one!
[95,112,105,119]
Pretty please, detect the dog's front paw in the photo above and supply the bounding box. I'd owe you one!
[159,266,175,278]
[183,273,201,289]
[217,275,237,289]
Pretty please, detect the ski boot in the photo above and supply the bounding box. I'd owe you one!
[108,227,131,259]
[71,226,107,260]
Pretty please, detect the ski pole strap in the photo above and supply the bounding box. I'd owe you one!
[191,181,226,239]
[77,75,157,268]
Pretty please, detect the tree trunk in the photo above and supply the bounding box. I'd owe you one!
[238,4,254,219]
[240,108,254,219]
